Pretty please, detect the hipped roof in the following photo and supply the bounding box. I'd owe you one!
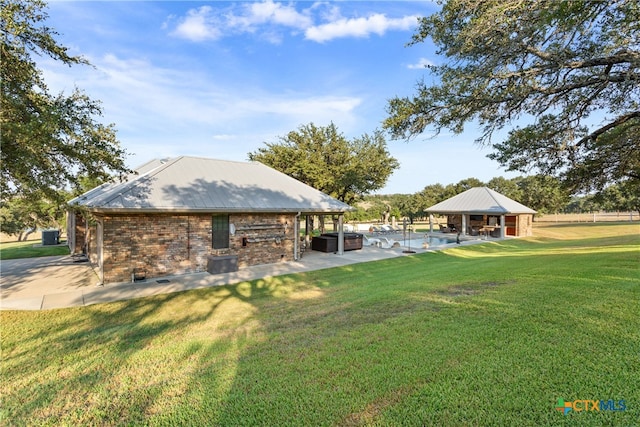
[69,156,354,214]
[426,187,536,215]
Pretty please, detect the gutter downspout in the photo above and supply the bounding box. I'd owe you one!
[294,212,301,260]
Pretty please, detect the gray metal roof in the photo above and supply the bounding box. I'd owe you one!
[69,156,354,214]
[426,187,537,214]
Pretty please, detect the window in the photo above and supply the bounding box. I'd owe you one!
[470,215,483,221]
[212,215,229,249]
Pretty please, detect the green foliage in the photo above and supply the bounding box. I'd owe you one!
[2,224,638,425]
[0,194,65,238]
[0,0,131,205]
[0,204,23,237]
[515,175,570,214]
[0,172,106,238]
[486,176,522,201]
[592,181,640,214]
[384,0,640,192]
[248,122,399,205]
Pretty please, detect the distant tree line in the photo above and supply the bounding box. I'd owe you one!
[345,176,639,224]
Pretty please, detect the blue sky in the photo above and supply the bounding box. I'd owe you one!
[41,1,520,194]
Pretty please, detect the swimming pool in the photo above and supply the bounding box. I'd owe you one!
[398,235,459,249]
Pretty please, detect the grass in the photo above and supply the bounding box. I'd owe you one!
[0,240,70,260]
[1,222,639,426]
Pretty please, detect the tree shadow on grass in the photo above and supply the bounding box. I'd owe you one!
[3,236,638,425]
[2,268,354,424]
[1,280,262,424]
[191,243,639,425]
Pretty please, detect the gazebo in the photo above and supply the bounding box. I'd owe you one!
[425,187,536,238]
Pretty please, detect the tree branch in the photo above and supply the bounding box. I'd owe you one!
[577,111,640,146]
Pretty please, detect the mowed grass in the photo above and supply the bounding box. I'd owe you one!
[1,223,639,426]
[0,239,69,260]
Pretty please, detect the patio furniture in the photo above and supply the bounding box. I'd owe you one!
[312,235,337,253]
[363,235,381,247]
[378,237,400,248]
[479,226,496,239]
[313,233,364,252]
[321,233,363,251]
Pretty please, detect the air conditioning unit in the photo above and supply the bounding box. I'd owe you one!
[41,230,59,246]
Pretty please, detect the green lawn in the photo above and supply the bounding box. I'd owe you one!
[1,223,639,426]
[0,239,70,260]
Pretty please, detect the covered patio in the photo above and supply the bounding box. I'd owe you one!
[425,187,537,238]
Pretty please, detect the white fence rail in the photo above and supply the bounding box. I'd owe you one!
[535,212,638,222]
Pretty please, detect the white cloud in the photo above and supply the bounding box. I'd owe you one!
[408,57,435,69]
[172,1,312,43]
[40,52,362,158]
[169,2,418,44]
[172,6,222,41]
[305,14,419,43]
[244,0,312,29]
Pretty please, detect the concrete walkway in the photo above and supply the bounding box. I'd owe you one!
[1,237,490,311]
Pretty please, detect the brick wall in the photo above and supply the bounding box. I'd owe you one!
[70,212,87,255]
[517,214,534,237]
[97,212,296,284]
[230,213,295,268]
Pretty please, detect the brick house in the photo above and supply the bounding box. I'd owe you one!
[425,187,536,238]
[67,156,353,284]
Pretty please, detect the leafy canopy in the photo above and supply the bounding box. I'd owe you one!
[248,123,399,205]
[1,0,130,204]
[384,0,640,192]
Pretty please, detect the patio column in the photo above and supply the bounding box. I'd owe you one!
[337,214,344,255]
[461,214,467,236]
[293,213,300,261]
[429,214,433,233]
[500,214,505,238]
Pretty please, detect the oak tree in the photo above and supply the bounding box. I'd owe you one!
[1,0,130,205]
[384,0,640,193]
[248,122,399,205]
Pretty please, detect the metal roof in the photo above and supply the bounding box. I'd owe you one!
[426,187,537,214]
[69,156,354,214]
